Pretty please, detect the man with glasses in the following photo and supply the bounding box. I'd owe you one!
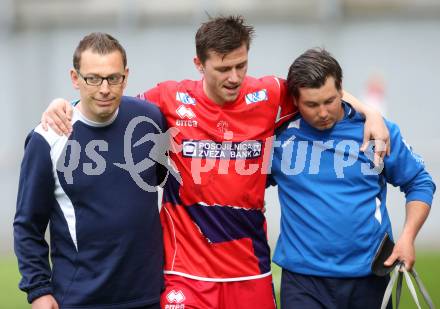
[14,32,167,309]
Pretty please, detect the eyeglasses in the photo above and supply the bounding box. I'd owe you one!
[77,71,126,86]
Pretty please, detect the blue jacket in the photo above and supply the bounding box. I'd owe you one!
[269,102,435,277]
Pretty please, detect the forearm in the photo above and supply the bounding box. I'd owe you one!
[342,90,374,117]
[384,201,430,269]
[14,194,53,299]
[15,132,55,302]
[14,212,53,302]
[400,201,430,243]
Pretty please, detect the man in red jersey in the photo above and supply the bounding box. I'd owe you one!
[41,16,389,309]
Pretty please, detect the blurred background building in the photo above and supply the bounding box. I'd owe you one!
[1,0,439,255]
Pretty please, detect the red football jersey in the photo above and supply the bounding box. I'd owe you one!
[139,76,296,281]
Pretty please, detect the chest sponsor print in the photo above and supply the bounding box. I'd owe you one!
[182,140,262,159]
[176,92,196,105]
[245,89,268,105]
[176,105,196,119]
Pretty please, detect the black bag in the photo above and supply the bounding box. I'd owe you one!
[371,233,399,276]
[371,233,435,309]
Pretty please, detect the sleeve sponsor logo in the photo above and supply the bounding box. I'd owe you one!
[245,89,268,104]
[176,92,196,105]
[182,140,262,159]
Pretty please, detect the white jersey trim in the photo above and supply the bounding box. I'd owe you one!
[163,270,272,282]
[275,106,296,124]
[273,76,281,89]
[163,205,178,271]
[35,123,79,251]
[374,197,382,224]
[198,201,263,212]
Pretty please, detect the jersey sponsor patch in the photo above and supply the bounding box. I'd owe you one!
[166,290,186,304]
[182,140,262,159]
[245,89,268,104]
[176,105,196,119]
[176,92,196,105]
[176,119,198,127]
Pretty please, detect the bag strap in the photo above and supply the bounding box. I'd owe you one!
[402,265,421,309]
[381,265,400,309]
[410,268,435,309]
[381,262,435,309]
[396,269,403,308]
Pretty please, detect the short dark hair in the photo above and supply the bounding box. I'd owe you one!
[73,32,127,71]
[287,48,343,100]
[195,15,255,63]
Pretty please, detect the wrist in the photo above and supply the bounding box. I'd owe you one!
[399,229,417,244]
[28,286,53,304]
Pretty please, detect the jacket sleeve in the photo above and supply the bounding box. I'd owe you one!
[14,131,55,303]
[383,122,436,206]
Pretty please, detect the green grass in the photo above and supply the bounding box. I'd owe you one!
[1,253,439,308]
[0,257,27,308]
[271,252,440,308]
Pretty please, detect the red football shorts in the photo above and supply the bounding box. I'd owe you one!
[161,274,276,309]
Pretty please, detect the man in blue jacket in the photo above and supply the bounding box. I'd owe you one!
[14,33,168,309]
[269,48,435,309]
